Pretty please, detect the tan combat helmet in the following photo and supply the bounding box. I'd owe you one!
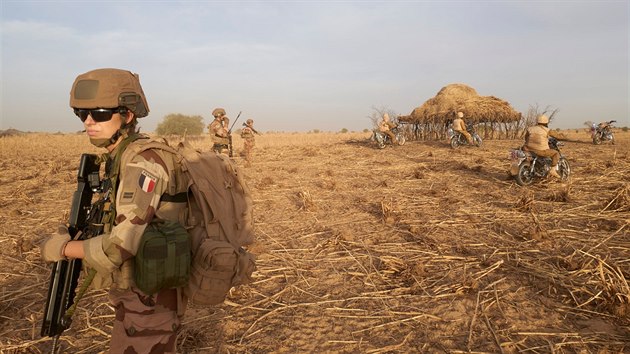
[70,68,149,118]
[457,111,464,118]
[246,119,253,126]
[212,108,226,118]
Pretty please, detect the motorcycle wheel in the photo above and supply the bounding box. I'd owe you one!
[397,135,406,146]
[473,135,482,147]
[515,162,534,186]
[558,158,571,181]
[450,136,460,149]
[593,135,601,145]
[378,141,385,149]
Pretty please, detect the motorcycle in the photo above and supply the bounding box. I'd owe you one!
[591,120,616,145]
[447,123,482,149]
[372,125,406,149]
[508,137,571,186]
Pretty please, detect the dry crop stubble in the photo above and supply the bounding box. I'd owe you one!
[0,130,628,353]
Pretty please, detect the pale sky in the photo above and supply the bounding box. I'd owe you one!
[1,1,628,133]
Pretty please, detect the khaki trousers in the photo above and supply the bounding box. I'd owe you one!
[384,131,397,144]
[529,148,560,167]
[456,129,472,144]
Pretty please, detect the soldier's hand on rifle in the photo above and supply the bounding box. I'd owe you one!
[39,224,71,262]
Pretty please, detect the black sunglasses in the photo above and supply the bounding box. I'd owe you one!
[74,107,127,122]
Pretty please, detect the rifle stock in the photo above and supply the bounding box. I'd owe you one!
[41,154,101,339]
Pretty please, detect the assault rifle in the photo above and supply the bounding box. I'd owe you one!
[242,122,261,135]
[41,154,105,352]
[227,111,242,157]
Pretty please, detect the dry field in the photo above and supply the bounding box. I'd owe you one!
[1,129,629,353]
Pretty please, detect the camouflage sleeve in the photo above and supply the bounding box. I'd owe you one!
[83,151,169,272]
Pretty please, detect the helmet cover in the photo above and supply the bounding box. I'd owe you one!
[70,68,149,118]
[212,108,226,117]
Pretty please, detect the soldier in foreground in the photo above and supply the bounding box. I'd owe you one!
[39,68,187,353]
[240,118,258,167]
[208,107,230,154]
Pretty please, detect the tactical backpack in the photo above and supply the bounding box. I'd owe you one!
[128,138,256,305]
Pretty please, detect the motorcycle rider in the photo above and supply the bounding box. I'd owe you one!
[524,114,562,179]
[452,111,473,144]
[597,120,616,134]
[378,113,398,145]
[597,120,616,131]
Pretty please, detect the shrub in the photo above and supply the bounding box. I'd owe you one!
[156,114,204,136]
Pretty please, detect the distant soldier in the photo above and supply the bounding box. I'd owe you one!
[240,119,258,166]
[208,107,230,154]
[452,111,473,144]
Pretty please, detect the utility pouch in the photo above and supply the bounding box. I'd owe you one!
[134,220,191,295]
[185,240,255,306]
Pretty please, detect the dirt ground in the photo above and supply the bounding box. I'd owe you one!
[0,129,628,353]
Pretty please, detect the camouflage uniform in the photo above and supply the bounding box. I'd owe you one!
[240,119,255,166]
[208,109,230,155]
[40,68,189,353]
[84,137,188,353]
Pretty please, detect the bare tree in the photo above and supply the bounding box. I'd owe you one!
[367,105,398,128]
[515,104,559,138]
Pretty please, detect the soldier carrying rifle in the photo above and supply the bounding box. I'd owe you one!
[208,107,230,155]
[39,68,188,353]
[240,118,259,167]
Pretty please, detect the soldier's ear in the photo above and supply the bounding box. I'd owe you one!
[124,111,135,124]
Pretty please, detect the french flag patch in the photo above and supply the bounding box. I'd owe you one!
[138,171,157,193]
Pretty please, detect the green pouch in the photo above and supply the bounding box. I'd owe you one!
[134,220,191,295]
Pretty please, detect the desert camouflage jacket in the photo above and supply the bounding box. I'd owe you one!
[241,126,255,140]
[83,137,187,289]
[209,118,229,138]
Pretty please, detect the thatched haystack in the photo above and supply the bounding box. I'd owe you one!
[398,83,523,140]
[400,83,521,124]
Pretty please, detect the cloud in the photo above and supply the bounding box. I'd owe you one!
[3,19,77,40]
